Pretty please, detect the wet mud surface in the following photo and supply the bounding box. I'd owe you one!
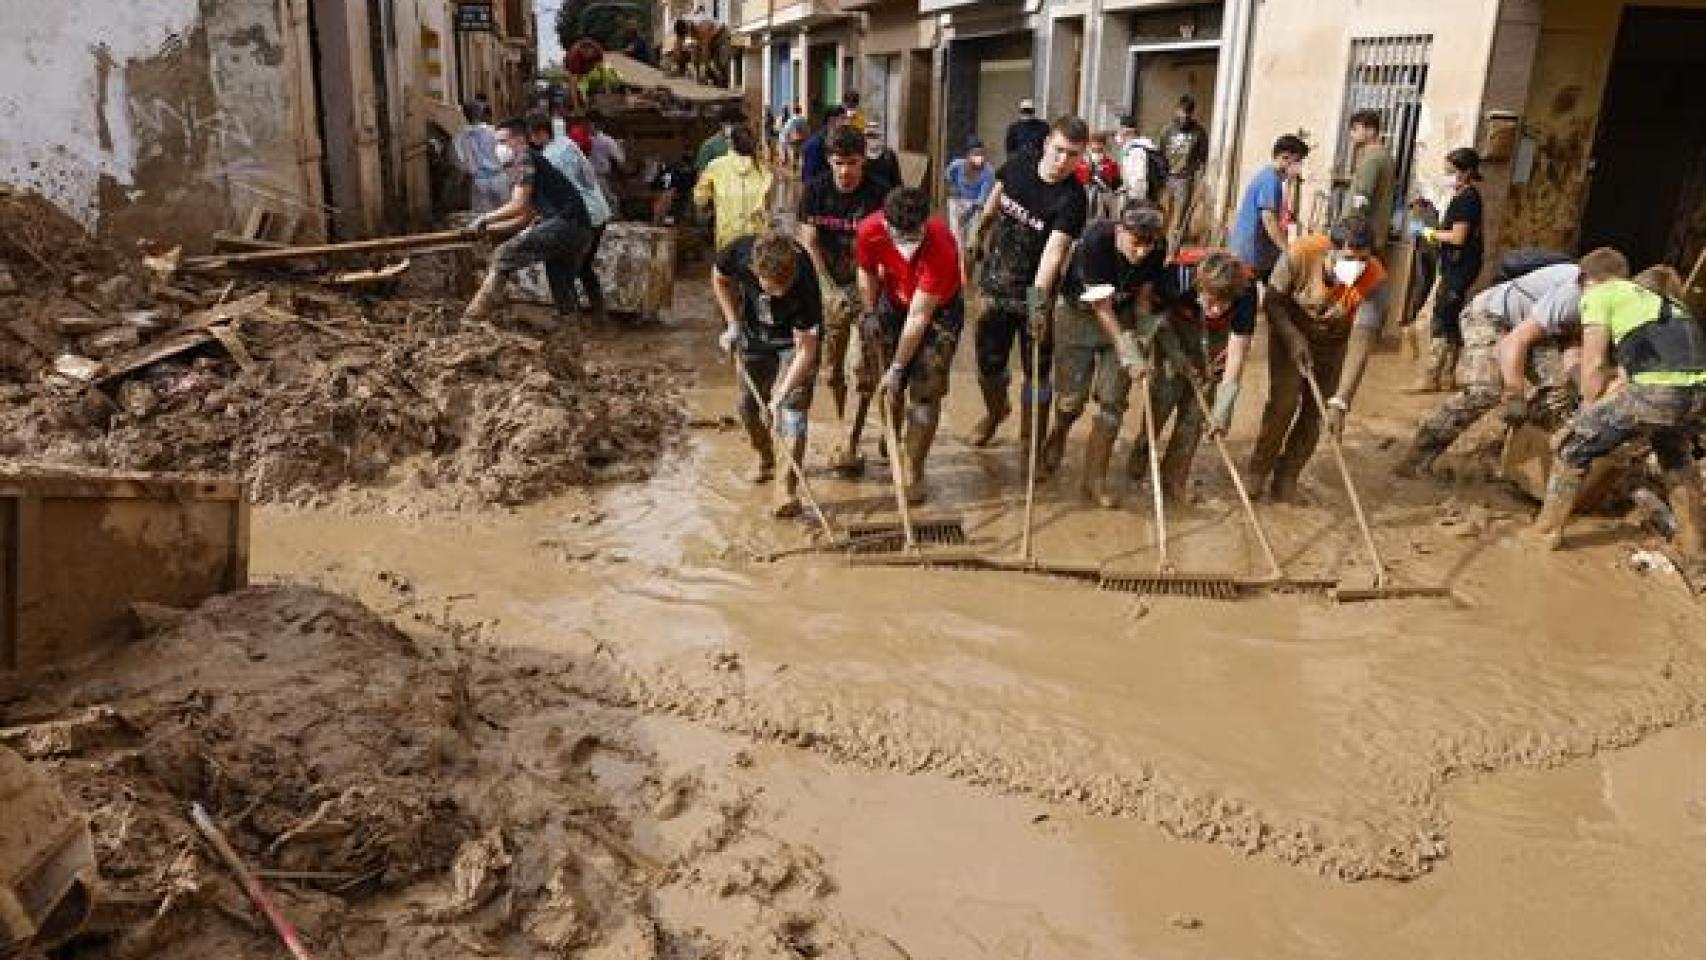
[245,279,1706,955]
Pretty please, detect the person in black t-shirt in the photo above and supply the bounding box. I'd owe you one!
[463,117,593,328]
[1126,248,1260,500]
[964,114,1090,461]
[1046,201,1165,504]
[1414,147,1485,391]
[1004,98,1051,159]
[797,124,893,472]
[713,232,824,517]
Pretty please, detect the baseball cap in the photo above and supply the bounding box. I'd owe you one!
[1018,97,1035,113]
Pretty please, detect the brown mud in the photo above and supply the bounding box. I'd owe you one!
[0,189,684,511]
[10,260,1706,957]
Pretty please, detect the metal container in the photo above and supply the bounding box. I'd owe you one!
[0,465,249,670]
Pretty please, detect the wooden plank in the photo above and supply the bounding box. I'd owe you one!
[181,229,470,272]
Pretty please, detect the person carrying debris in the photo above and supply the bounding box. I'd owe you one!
[694,126,774,251]
[854,186,964,503]
[1045,200,1166,506]
[1395,260,1582,477]
[528,113,612,325]
[455,100,508,214]
[1249,215,1387,501]
[964,115,1091,458]
[462,118,593,325]
[713,232,824,518]
[1124,247,1261,501]
[1528,248,1706,567]
[797,124,892,472]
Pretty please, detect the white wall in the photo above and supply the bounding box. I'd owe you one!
[0,0,201,228]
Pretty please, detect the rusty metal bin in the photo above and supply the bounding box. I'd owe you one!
[0,465,249,670]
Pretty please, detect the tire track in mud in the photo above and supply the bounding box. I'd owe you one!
[552,624,1706,883]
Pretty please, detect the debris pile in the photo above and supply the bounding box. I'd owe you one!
[3,586,877,959]
[0,188,684,509]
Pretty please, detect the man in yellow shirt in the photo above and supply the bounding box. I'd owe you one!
[693,126,774,251]
[1530,247,1706,566]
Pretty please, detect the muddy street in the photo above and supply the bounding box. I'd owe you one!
[244,281,1706,958]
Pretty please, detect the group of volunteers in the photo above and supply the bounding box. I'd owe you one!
[460,92,1704,571]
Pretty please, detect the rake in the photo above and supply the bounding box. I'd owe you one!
[1096,347,1267,599]
[1299,363,1454,602]
[852,383,985,567]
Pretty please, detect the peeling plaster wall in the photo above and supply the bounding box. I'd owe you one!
[0,0,321,248]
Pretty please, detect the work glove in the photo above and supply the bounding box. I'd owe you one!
[1025,286,1053,339]
[1115,329,1148,379]
[717,325,739,356]
[767,394,787,427]
[1501,394,1530,427]
[879,362,907,398]
[1324,396,1348,439]
[1209,380,1240,435]
[1418,226,1440,246]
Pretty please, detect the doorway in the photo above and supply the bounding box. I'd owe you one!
[1578,6,1706,271]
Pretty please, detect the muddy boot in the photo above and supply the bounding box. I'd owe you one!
[1040,410,1078,478]
[832,392,871,476]
[1158,442,1192,503]
[1268,464,1301,503]
[1527,462,1585,550]
[743,418,775,484]
[968,376,1010,447]
[771,435,805,518]
[1081,414,1118,508]
[902,402,941,505]
[1393,433,1449,479]
[1664,466,1705,572]
[1404,338,1450,394]
[462,269,508,322]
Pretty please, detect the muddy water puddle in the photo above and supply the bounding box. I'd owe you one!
[255,302,1706,953]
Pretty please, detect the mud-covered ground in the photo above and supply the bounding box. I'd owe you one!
[10,250,1706,958]
[0,190,684,511]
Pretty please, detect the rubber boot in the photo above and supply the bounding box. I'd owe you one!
[462,269,508,322]
[903,402,941,505]
[1663,466,1705,572]
[1040,409,1079,478]
[1438,343,1461,392]
[1528,461,1585,550]
[1081,414,1118,508]
[968,376,1010,447]
[1158,439,1193,503]
[771,433,806,518]
[743,417,775,483]
[1269,460,1302,503]
[831,391,871,476]
[1393,433,1448,479]
[1404,338,1449,394]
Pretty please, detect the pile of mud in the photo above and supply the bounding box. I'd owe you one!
[3,586,885,959]
[0,188,684,510]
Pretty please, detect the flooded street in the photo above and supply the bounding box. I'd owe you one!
[252,284,1706,957]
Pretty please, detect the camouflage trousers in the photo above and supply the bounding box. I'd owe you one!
[874,296,964,405]
[1411,307,1566,453]
[819,281,869,395]
[1559,382,1706,472]
[1053,299,1141,423]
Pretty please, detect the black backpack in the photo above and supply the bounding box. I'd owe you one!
[1494,248,1572,284]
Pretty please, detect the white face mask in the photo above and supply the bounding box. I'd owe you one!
[1332,257,1367,286]
[893,239,922,260]
[495,143,517,165]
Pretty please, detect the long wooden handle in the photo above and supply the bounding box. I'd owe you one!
[877,388,917,551]
[191,804,318,960]
[1299,365,1386,586]
[733,356,838,542]
[182,230,472,271]
[1019,316,1044,562]
[1137,368,1172,572]
[1183,372,1284,579]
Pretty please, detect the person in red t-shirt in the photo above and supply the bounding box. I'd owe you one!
[850,186,964,502]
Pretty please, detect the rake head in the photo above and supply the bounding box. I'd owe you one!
[842,518,968,552]
[1096,571,1249,600]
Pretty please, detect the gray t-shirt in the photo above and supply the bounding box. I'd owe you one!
[1470,263,1582,336]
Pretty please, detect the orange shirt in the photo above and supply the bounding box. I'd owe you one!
[1269,234,1387,338]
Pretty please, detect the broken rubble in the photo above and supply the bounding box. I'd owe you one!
[51,355,104,382]
[55,316,114,335]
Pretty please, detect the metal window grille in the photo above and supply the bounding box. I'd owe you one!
[1332,34,1431,238]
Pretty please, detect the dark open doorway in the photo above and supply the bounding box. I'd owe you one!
[1578,5,1706,271]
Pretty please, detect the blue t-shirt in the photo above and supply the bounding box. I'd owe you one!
[944,159,995,203]
[801,133,829,183]
[1229,165,1286,273]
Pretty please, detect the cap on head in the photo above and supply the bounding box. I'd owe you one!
[1018,97,1036,114]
